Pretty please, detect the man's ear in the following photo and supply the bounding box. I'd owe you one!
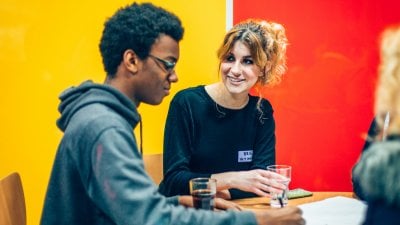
[123,49,140,74]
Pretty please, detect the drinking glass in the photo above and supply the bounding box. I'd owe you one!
[266,165,291,208]
[189,178,216,210]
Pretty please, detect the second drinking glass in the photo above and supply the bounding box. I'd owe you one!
[189,178,217,210]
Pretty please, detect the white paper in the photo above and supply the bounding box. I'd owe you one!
[298,196,367,225]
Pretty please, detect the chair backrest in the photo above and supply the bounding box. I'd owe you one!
[0,172,26,225]
[142,153,163,185]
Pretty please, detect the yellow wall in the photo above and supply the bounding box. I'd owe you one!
[0,0,225,223]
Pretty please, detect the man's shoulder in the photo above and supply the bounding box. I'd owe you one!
[69,103,134,136]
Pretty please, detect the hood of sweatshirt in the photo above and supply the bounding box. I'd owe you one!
[354,138,400,208]
[56,80,140,132]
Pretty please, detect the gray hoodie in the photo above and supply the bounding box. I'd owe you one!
[41,80,256,225]
[353,138,400,225]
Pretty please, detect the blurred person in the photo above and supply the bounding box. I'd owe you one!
[353,111,390,199]
[353,25,400,225]
[40,2,304,225]
[159,19,289,200]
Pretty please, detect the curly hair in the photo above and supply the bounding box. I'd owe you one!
[374,25,400,134]
[99,2,184,77]
[217,19,288,112]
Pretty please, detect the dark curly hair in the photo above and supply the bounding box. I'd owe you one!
[99,2,184,77]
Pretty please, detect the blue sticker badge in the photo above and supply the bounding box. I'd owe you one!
[238,150,253,162]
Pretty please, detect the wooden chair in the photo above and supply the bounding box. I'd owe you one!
[143,153,163,185]
[0,172,26,225]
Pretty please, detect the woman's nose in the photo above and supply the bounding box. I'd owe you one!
[230,61,241,76]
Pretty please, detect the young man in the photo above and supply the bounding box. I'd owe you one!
[40,2,304,225]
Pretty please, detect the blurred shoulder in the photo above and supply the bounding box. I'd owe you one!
[356,138,400,207]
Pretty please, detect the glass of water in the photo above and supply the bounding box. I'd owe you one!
[266,165,291,208]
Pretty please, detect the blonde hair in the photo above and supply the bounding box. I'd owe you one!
[217,19,288,113]
[375,25,400,134]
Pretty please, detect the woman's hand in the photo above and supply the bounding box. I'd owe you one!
[216,189,231,199]
[211,169,287,197]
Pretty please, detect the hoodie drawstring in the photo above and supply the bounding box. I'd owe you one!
[139,115,143,155]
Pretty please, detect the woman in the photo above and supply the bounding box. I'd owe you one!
[159,19,289,199]
[352,25,400,225]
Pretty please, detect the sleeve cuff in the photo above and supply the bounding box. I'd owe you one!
[229,189,258,200]
[165,196,180,205]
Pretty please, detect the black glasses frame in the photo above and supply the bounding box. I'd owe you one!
[149,55,176,73]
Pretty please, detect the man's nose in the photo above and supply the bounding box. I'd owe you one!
[168,70,178,83]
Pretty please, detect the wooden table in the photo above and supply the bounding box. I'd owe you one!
[232,192,355,211]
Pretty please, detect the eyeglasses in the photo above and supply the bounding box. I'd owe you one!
[148,54,176,73]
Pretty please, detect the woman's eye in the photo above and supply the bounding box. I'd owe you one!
[243,58,254,64]
[226,55,235,62]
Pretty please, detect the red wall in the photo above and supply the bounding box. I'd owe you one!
[234,0,400,191]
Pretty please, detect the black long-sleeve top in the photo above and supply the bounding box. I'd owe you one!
[158,86,276,199]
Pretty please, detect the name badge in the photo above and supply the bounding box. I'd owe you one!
[238,150,253,162]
